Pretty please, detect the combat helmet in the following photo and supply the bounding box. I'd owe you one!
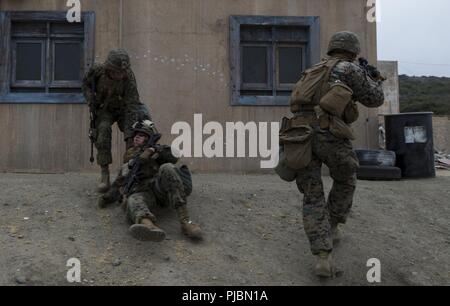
[327,31,361,56]
[132,120,157,137]
[105,49,131,70]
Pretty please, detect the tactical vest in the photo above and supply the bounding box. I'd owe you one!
[290,58,341,113]
[289,58,359,139]
[276,58,360,176]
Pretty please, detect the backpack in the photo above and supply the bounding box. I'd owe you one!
[290,59,341,113]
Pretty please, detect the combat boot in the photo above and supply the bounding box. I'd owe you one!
[98,186,120,208]
[177,205,202,240]
[129,218,166,242]
[331,223,344,244]
[314,251,334,278]
[98,166,110,193]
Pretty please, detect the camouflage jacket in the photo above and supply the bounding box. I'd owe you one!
[328,55,385,108]
[114,145,179,194]
[82,63,143,114]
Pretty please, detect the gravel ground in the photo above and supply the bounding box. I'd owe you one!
[0,171,449,286]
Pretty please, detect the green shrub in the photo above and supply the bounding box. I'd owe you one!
[399,75,450,115]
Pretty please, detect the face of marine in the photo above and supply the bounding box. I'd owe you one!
[133,132,149,147]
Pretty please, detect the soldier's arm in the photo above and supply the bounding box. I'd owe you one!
[156,145,179,165]
[135,146,177,165]
[123,70,152,121]
[336,62,385,108]
[123,70,141,108]
[100,166,125,204]
[82,64,102,106]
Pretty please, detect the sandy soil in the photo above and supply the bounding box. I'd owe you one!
[0,171,449,286]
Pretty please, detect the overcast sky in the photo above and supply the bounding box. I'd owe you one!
[377,0,450,77]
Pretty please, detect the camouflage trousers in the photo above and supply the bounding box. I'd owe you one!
[95,104,150,166]
[126,163,188,224]
[296,128,359,255]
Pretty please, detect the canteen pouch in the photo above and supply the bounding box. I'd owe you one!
[319,82,353,118]
[275,146,298,182]
[342,100,359,124]
[329,116,355,140]
[279,124,314,170]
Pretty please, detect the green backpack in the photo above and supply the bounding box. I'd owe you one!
[290,59,341,113]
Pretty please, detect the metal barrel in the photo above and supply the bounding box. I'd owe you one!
[384,112,435,178]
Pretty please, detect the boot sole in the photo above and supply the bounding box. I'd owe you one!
[97,186,110,194]
[181,227,203,240]
[315,267,334,278]
[129,224,166,242]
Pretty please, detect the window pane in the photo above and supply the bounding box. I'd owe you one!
[12,22,47,37]
[278,47,303,84]
[54,43,82,81]
[51,23,84,35]
[242,46,267,84]
[10,88,46,93]
[241,25,272,42]
[274,26,309,42]
[15,42,42,81]
[50,88,82,93]
[241,90,273,96]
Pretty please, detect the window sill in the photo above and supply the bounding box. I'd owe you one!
[0,93,85,104]
[232,95,290,106]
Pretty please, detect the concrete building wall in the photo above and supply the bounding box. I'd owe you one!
[0,0,122,173]
[433,116,450,153]
[377,60,399,115]
[122,0,379,172]
[0,0,380,173]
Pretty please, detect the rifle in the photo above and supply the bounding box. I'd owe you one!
[88,76,97,164]
[358,57,387,82]
[123,131,162,196]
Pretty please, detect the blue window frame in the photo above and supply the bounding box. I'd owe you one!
[230,15,320,106]
[0,11,95,104]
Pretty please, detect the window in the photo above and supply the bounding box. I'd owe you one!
[230,16,320,106]
[0,11,95,103]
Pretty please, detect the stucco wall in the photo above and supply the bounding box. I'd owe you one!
[1,0,379,173]
[122,0,379,171]
[377,60,399,115]
[0,0,122,173]
[433,116,450,153]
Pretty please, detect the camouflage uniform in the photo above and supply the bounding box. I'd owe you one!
[100,121,201,241]
[82,49,151,167]
[295,32,385,256]
[120,146,188,224]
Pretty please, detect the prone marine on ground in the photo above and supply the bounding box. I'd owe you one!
[82,49,151,193]
[98,120,202,242]
[276,31,385,278]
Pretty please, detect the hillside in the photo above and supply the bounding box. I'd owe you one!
[399,75,450,115]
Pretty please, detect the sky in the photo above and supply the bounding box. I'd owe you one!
[377,0,450,77]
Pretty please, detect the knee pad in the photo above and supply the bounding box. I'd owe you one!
[159,163,178,177]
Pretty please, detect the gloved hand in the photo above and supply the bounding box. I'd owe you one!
[367,65,384,81]
[140,147,156,160]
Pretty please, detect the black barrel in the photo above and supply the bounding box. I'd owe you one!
[384,112,435,178]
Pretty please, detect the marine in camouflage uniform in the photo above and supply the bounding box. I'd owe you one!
[98,120,202,242]
[82,49,151,193]
[293,31,384,277]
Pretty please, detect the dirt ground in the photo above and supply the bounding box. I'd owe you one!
[0,171,449,286]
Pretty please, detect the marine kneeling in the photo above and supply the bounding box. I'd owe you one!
[98,120,202,242]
